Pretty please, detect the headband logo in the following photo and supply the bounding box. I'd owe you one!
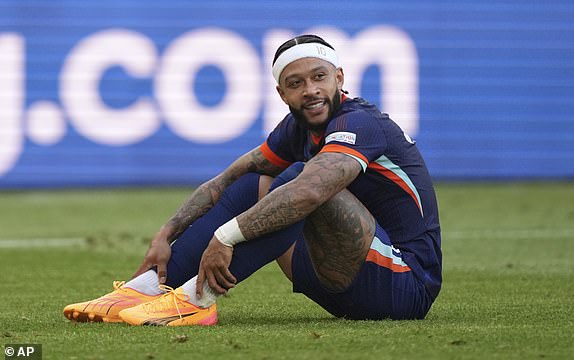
[272,42,339,83]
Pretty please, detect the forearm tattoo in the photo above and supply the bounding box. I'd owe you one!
[244,149,284,177]
[239,152,361,240]
[165,177,227,241]
[166,147,282,242]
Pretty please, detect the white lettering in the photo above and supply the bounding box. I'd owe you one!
[0,33,24,176]
[26,101,66,146]
[0,26,420,181]
[60,29,160,145]
[344,26,419,135]
[155,28,261,143]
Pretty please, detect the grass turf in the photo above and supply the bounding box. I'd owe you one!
[0,182,573,359]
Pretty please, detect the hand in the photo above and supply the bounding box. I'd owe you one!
[132,231,172,284]
[196,236,236,298]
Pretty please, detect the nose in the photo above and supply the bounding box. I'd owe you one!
[302,80,319,97]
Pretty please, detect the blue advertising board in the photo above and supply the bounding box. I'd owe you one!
[1,0,573,187]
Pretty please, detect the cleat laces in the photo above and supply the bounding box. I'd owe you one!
[143,285,191,319]
[112,281,126,290]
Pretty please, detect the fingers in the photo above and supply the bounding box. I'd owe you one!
[156,262,167,284]
[196,268,205,298]
[205,272,230,295]
[197,265,233,297]
[208,268,236,294]
[197,265,237,298]
[220,268,237,287]
[196,238,236,297]
[132,261,151,280]
[133,240,171,283]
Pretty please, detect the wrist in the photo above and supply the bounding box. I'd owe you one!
[156,225,176,244]
[214,217,246,247]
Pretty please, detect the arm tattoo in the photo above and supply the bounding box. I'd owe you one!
[165,177,228,242]
[303,189,375,291]
[238,152,361,240]
[165,147,283,242]
[243,148,284,177]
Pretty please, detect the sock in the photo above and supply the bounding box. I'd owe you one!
[123,269,163,295]
[180,275,219,308]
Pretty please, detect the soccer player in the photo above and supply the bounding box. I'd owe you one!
[63,34,442,326]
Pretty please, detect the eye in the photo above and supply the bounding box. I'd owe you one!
[314,72,327,81]
[287,80,301,88]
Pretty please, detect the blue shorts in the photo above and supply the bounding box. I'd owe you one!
[291,223,432,320]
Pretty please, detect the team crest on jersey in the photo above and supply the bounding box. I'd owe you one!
[325,131,357,145]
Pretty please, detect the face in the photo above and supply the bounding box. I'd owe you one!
[276,57,344,132]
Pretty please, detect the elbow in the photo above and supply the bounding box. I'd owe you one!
[290,182,325,210]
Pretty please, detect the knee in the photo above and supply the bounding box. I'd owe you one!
[269,162,305,193]
[219,172,261,212]
[258,175,274,199]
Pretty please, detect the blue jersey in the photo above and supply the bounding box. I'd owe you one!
[261,97,442,299]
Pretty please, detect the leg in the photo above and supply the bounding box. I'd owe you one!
[269,162,376,288]
[227,171,303,283]
[303,189,376,292]
[63,172,263,323]
[292,224,433,320]
[260,173,295,282]
[164,172,261,287]
[280,163,431,319]
[168,170,303,287]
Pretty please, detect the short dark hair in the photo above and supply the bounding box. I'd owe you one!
[272,35,335,66]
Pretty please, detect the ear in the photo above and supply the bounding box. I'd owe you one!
[336,67,345,92]
[276,85,289,105]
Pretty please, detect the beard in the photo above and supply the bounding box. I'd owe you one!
[289,89,342,132]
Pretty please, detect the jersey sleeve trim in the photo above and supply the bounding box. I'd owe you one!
[366,236,412,273]
[319,143,368,171]
[260,141,292,169]
[368,158,424,216]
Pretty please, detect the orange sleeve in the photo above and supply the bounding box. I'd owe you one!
[319,144,369,165]
[260,141,292,169]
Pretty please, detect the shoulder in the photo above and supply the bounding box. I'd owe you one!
[270,113,300,137]
[328,97,389,132]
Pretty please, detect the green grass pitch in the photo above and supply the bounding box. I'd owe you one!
[1,182,573,359]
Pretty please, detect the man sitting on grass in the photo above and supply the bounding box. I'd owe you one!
[64,34,442,326]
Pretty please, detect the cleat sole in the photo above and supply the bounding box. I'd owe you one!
[64,309,113,323]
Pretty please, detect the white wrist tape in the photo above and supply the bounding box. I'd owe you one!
[214,217,246,247]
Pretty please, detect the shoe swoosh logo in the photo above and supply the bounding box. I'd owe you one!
[142,312,199,326]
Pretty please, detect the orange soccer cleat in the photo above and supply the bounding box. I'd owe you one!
[119,285,217,326]
[63,281,161,323]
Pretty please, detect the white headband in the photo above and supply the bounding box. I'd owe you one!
[272,42,339,83]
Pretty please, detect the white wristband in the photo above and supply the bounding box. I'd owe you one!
[214,217,246,247]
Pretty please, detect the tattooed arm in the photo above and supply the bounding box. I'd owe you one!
[132,146,283,282]
[162,147,283,242]
[196,151,363,294]
[237,151,362,239]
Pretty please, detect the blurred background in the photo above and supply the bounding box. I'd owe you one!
[1,0,573,188]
